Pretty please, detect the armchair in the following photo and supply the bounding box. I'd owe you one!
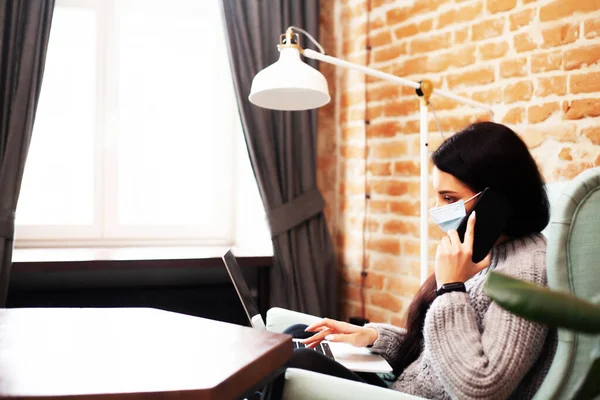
[266,167,600,400]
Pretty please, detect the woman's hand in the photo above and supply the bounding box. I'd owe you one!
[301,318,378,348]
[435,211,491,288]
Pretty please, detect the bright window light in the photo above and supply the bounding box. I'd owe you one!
[15,0,270,249]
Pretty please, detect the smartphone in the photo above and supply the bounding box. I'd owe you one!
[456,187,510,263]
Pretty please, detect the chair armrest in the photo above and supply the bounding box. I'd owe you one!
[281,368,426,400]
[266,307,323,333]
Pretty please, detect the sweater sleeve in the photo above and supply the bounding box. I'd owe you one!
[363,322,407,364]
[423,251,548,400]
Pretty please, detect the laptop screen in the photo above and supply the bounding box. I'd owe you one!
[222,250,265,329]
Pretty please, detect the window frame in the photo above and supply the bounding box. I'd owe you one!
[15,0,241,248]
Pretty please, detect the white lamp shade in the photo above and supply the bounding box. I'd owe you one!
[249,47,330,111]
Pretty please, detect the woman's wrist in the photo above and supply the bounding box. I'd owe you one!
[366,327,378,346]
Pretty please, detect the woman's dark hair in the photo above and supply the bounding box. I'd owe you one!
[392,121,550,375]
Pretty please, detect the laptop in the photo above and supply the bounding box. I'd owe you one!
[222,250,393,373]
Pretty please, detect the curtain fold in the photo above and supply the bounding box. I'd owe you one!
[0,0,55,306]
[221,0,337,318]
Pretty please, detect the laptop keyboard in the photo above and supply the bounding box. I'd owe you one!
[293,341,334,359]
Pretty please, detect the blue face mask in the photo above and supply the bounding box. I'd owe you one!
[429,192,482,233]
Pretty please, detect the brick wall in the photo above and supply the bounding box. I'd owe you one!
[317,0,600,324]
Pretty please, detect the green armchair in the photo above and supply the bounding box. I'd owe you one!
[265,167,600,400]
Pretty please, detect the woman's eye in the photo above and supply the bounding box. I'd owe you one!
[444,196,457,203]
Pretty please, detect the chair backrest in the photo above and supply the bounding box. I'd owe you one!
[534,167,600,400]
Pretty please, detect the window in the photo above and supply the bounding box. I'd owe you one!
[15,0,270,249]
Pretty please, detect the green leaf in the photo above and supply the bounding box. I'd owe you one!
[484,272,600,334]
[573,339,600,400]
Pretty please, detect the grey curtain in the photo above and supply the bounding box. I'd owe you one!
[0,0,55,306]
[221,0,337,318]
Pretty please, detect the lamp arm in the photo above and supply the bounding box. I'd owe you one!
[303,49,494,117]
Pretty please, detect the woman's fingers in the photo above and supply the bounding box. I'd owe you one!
[305,318,355,334]
[464,211,476,250]
[447,229,461,248]
[301,328,332,347]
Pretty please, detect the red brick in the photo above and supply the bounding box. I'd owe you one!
[385,276,421,297]
[342,36,367,56]
[368,200,388,214]
[342,268,386,290]
[510,8,535,31]
[455,27,470,44]
[411,33,452,54]
[395,56,428,76]
[368,162,392,176]
[540,0,600,22]
[385,7,411,26]
[472,17,506,41]
[367,121,399,138]
[528,102,560,123]
[393,23,418,39]
[548,124,578,143]
[472,87,503,104]
[428,45,476,73]
[369,141,408,159]
[520,127,546,149]
[372,0,396,8]
[341,144,365,159]
[536,76,567,97]
[513,32,538,52]
[341,2,366,20]
[342,126,364,140]
[479,41,509,60]
[558,147,573,161]
[391,315,408,327]
[447,67,495,89]
[367,83,400,102]
[500,57,527,78]
[487,0,516,13]
[400,119,420,134]
[570,72,600,94]
[502,107,525,124]
[531,51,562,72]
[339,108,365,126]
[370,292,404,313]
[564,44,600,71]
[382,219,419,235]
[389,200,420,216]
[340,90,364,108]
[367,237,400,255]
[373,43,407,63]
[394,160,420,175]
[365,306,387,323]
[563,99,600,120]
[542,23,579,48]
[504,81,533,103]
[437,2,483,28]
[419,19,434,32]
[371,179,410,196]
[380,100,421,118]
[584,17,600,39]
[552,162,594,181]
[367,104,384,120]
[370,30,393,48]
[582,127,600,145]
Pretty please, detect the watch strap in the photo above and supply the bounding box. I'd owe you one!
[435,282,467,297]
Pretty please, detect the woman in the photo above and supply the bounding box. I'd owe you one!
[265,122,556,400]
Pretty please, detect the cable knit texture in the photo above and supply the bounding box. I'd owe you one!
[365,233,557,400]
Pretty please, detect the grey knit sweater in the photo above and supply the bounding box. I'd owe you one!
[366,233,556,400]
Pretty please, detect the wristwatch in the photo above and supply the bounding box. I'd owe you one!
[435,282,467,297]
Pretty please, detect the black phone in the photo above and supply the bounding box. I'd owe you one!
[456,187,510,263]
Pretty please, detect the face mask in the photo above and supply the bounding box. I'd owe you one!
[429,192,482,233]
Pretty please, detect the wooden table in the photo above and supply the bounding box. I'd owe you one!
[0,308,292,399]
